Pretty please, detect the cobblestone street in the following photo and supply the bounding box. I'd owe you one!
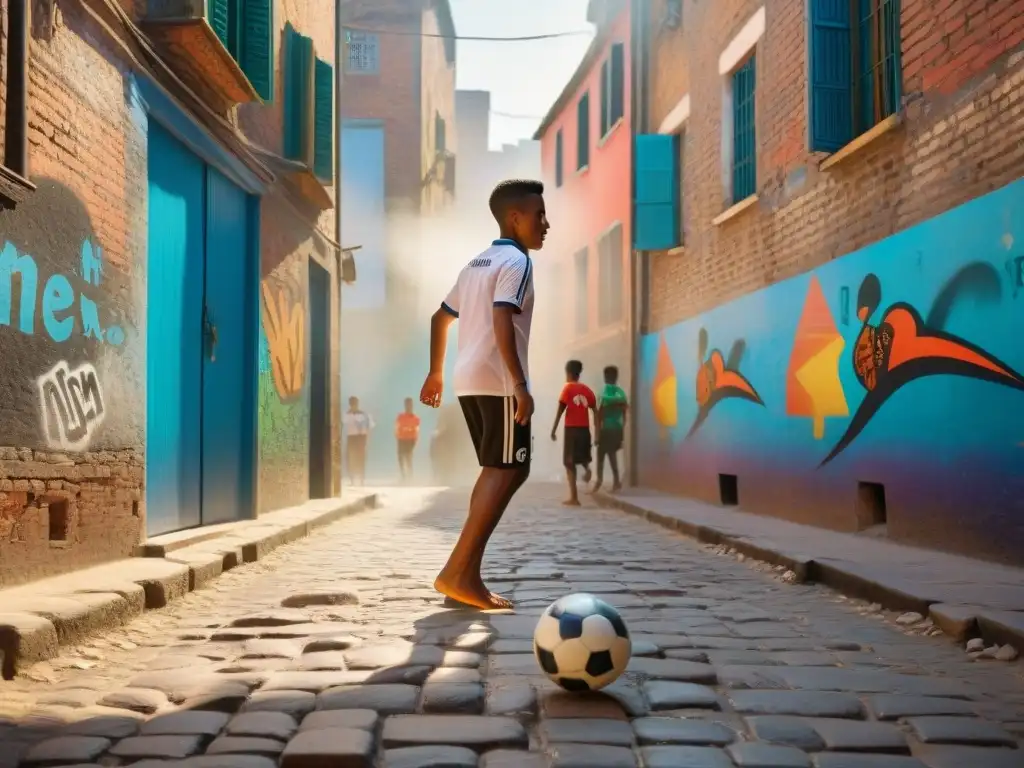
[2,485,1023,768]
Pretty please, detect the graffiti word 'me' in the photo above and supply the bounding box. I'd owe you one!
[0,239,125,344]
[38,360,105,451]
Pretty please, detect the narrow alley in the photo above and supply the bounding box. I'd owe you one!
[1,486,1022,768]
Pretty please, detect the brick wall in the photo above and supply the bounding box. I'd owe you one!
[646,0,1024,332]
[0,4,146,586]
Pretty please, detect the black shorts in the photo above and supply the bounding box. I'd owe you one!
[563,426,592,467]
[598,427,623,453]
[459,395,532,469]
[397,439,416,456]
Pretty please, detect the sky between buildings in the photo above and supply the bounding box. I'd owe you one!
[449,0,595,150]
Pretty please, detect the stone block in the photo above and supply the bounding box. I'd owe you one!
[382,715,528,751]
[279,727,374,768]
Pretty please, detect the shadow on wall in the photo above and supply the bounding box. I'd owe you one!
[637,178,1024,565]
[0,178,139,451]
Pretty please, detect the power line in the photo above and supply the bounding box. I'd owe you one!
[344,26,594,42]
[490,110,545,120]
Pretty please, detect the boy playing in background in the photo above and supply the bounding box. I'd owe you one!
[551,359,596,506]
[594,365,628,493]
[395,397,420,484]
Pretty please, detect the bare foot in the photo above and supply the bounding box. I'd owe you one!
[589,482,602,494]
[611,483,622,493]
[583,467,593,483]
[562,498,581,506]
[434,573,513,610]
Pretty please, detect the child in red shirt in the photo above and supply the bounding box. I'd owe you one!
[550,359,597,506]
[395,398,421,483]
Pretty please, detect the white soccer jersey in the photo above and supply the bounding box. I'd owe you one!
[441,238,535,397]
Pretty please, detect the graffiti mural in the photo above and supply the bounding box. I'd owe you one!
[38,361,106,451]
[261,279,306,402]
[637,178,1024,564]
[0,178,136,451]
[257,271,309,512]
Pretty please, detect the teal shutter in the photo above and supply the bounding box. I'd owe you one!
[633,134,679,250]
[610,43,625,124]
[209,0,231,49]
[577,92,590,169]
[731,55,757,202]
[555,130,563,187]
[284,26,314,162]
[239,0,275,101]
[809,0,853,152]
[600,60,609,137]
[313,58,334,180]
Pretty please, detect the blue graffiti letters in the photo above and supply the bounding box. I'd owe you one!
[0,238,124,345]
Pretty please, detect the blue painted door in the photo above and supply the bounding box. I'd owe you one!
[201,167,254,525]
[146,123,205,535]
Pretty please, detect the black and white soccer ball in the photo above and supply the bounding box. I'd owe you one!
[533,593,631,691]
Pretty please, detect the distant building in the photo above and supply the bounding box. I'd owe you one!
[533,0,633,468]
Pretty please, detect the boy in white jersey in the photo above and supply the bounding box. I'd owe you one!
[420,179,549,610]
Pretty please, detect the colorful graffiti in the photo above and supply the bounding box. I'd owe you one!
[637,178,1024,563]
[260,279,306,402]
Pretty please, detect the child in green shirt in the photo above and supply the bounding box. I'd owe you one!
[594,365,628,492]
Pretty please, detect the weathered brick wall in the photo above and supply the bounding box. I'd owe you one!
[647,0,1024,331]
[0,5,145,586]
[239,0,342,511]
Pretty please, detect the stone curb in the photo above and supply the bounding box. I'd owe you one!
[0,494,378,679]
[594,492,1024,651]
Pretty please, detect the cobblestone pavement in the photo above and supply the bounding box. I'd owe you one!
[2,484,1023,768]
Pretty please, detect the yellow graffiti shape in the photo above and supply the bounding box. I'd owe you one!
[261,280,306,402]
[652,334,678,428]
[795,336,849,439]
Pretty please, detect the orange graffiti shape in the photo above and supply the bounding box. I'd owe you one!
[261,280,306,402]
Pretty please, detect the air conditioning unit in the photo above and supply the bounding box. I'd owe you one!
[664,0,682,29]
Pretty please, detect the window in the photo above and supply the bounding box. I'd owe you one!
[731,54,757,203]
[284,25,334,182]
[435,112,447,153]
[600,43,626,138]
[576,92,590,170]
[809,0,902,153]
[574,248,589,334]
[598,224,624,326]
[0,0,32,206]
[345,29,379,74]
[555,130,564,187]
[209,0,274,100]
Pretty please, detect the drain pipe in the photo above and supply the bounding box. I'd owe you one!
[4,0,29,177]
[335,0,345,496]
[627,0,650,487]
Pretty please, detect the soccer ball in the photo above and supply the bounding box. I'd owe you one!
[533,593,631,691]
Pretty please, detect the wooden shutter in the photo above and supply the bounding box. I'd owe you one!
[633,134,679,251]
[600,59,610,138]
[809,0,853,152]
[577,93,590,169]
[284,26,314,163]
[240,0,275,102]
[313,58,334,180]
[555,130,563,187]
[610,43,625,125]
[208,0,232,50]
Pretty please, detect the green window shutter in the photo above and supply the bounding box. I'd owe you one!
[577,92,590,169]
[633,133,679,251]
[554,129,563,187]
[239,0,275,101]
[809,0,852,152]
[209,0,231,50]
[600,59,609,138]
[284,25,314,163]
[610,42,625,125]
[313,57,334,181]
